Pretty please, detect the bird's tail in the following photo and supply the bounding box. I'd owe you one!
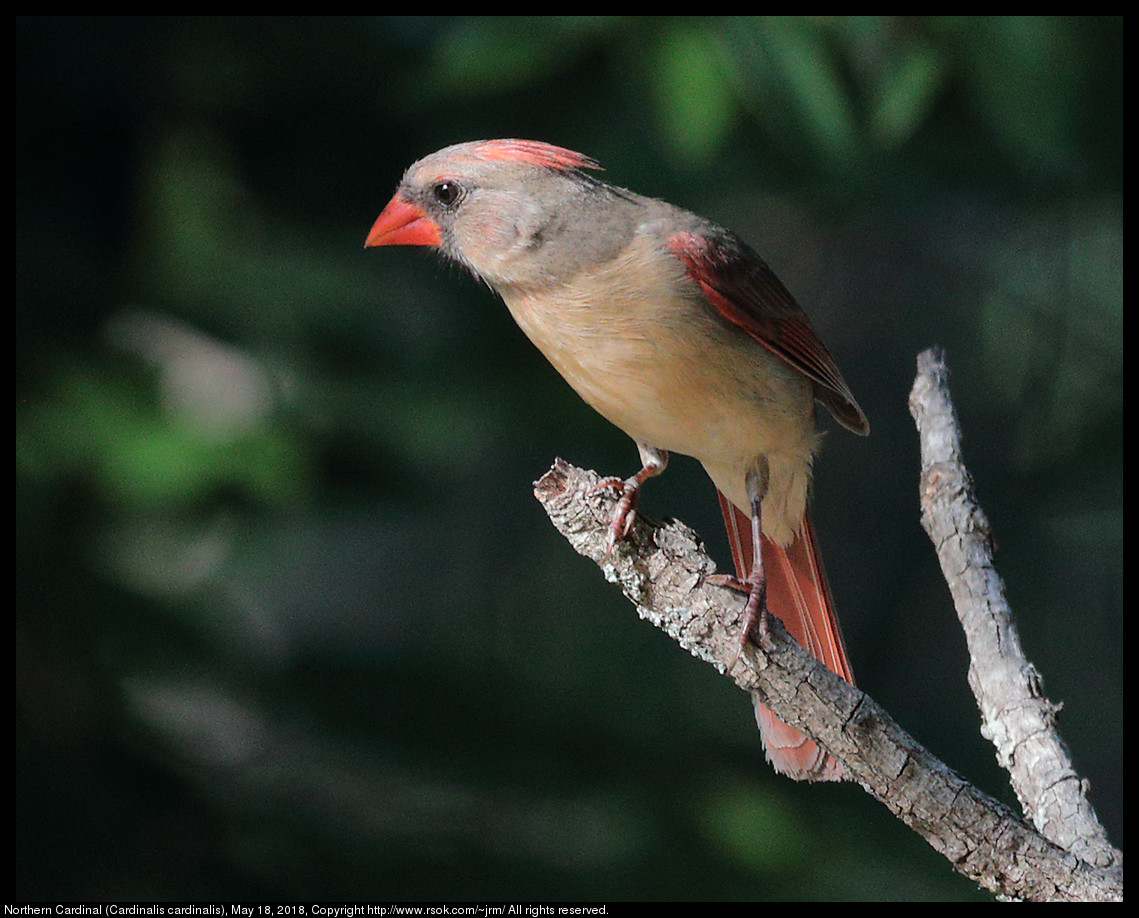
[717,491,854,781]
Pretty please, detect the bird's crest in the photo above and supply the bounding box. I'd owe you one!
[452,139,602,174]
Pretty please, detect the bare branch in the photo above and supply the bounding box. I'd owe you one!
[908,346,1121,872]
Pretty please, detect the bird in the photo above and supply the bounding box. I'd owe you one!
[366,139,867,780]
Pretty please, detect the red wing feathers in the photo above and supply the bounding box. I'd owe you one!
[668,231,868,436]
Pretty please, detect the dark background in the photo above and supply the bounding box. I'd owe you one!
[17,16,1121,901]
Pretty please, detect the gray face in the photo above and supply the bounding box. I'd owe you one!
[397,149,645,291]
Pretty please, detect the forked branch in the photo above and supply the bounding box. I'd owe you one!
[531,348,1121,901]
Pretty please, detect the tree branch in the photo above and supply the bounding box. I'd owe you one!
[530,350,1121,902]
[908,347,1122,872]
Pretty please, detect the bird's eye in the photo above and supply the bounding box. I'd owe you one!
[432,181,461,207]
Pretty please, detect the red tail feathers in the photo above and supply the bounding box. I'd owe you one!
[717,491,854,781]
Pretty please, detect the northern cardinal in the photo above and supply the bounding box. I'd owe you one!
[366,139,867,781]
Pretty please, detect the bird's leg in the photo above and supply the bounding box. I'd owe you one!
[730,458,770,670]
[594,444,669,553]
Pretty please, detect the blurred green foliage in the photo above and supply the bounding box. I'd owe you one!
[18,16,1120,901]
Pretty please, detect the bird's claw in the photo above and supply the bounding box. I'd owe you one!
[593,475,641,555]
[709,572,768,673]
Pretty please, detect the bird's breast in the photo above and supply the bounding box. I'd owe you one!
[498,234,817,471]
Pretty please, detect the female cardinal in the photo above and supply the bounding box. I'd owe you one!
[366,139,868,781]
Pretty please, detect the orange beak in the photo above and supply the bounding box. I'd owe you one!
[365,196,442,247]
